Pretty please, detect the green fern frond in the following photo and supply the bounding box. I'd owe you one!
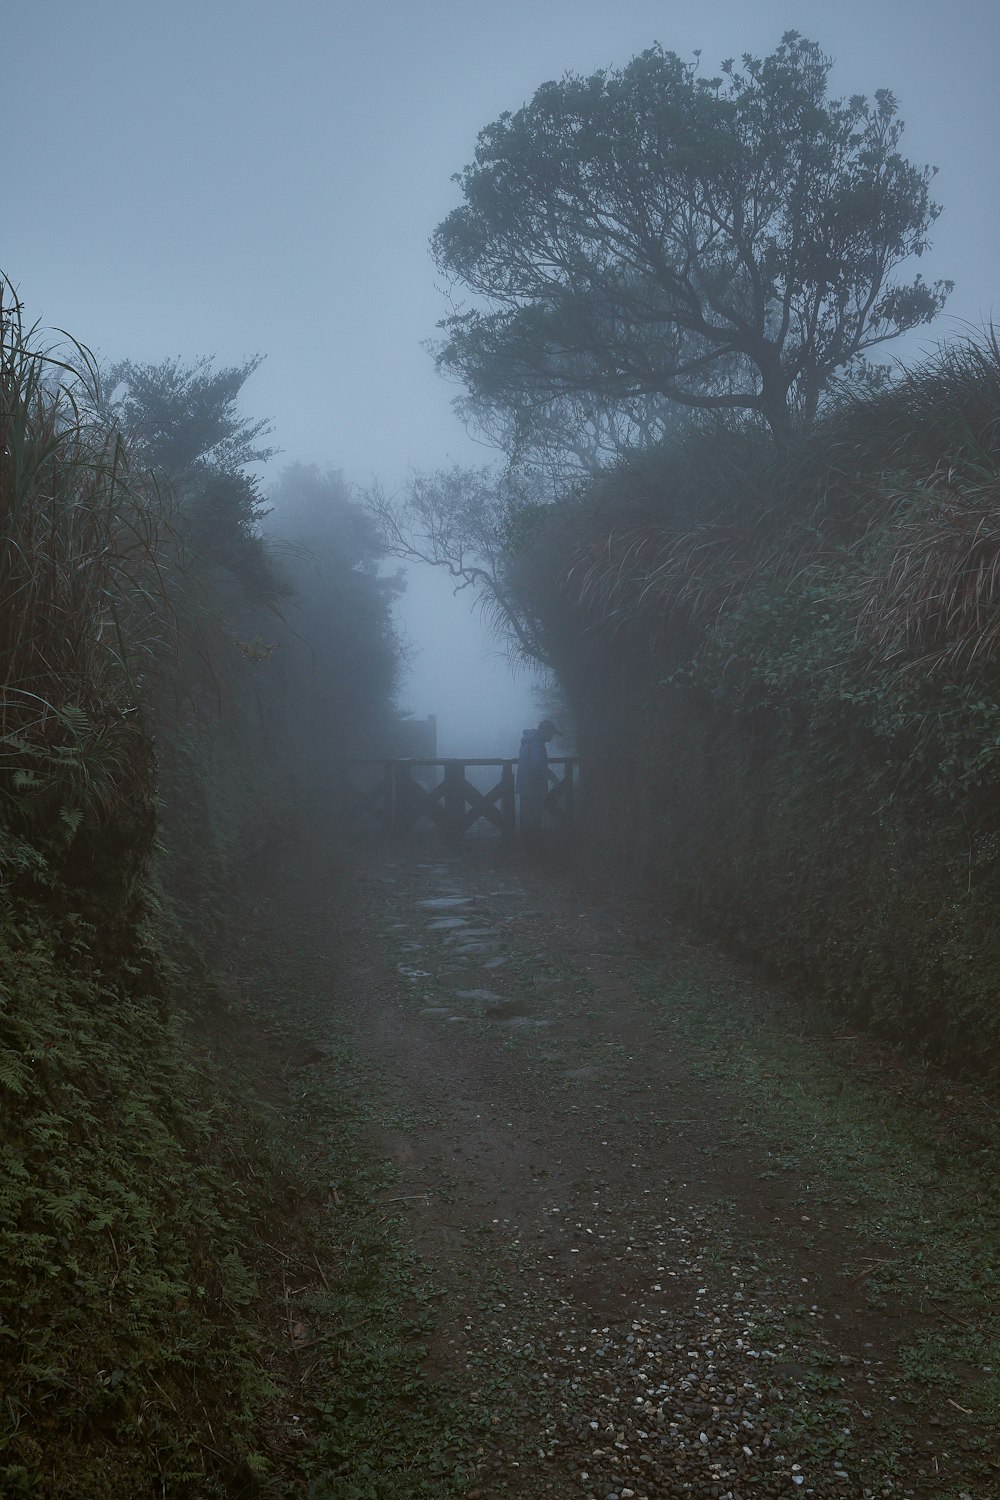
[42,1190,86,1231]
[0,1053,29,1095]
[57,806,83,842]
[55,704,91,738]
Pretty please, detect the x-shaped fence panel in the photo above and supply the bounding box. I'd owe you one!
[337,758,579,838]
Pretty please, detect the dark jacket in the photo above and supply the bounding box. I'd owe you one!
[516,727,549,795]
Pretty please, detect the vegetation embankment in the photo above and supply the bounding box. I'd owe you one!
[0,887,471,1498]
[370,30,998,1073]
[0,287,461,1495]
[507,333,1000,1071]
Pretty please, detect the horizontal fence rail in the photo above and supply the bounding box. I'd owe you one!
[335,757,579,838]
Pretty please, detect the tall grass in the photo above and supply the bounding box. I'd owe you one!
[548,331,1000,674]
[0,281,176,836]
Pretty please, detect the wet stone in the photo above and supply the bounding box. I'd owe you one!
[453,988,506,1003]
[416,896,474,910]
[426,917,470,930]
[484,1000,531,1021]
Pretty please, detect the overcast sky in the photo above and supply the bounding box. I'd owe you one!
[7,0,998,751]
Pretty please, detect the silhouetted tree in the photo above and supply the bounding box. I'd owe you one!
[433,33,951,442]
[106,355,276,475]
[365,465,549,664]
[268,464,404,755]
[105,354,280,607]
[455,383,677,484]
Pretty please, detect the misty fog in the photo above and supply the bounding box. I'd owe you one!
[6,0,998,766]
[391,563,552,758]
[6,4,1000,1496]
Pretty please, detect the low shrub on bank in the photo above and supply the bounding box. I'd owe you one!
[0,878,288,1496]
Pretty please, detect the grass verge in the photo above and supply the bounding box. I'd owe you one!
[0,873,481,1497]
[222,914,478,1499]
[643,955,1000,1492]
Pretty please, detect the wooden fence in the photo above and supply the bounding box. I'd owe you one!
[336,757,579,838]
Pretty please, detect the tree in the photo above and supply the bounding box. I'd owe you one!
[455,383,677,485]
[432,33,951,441]
[104,355,281,606]
[106,354,276,476]
[265,463,404,759]
[364,465,550,663]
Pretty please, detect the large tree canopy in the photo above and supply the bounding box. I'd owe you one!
[433,33,951,440]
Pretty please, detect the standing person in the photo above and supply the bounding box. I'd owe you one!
[516,718,559,837]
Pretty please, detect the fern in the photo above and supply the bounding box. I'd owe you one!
[55,705,91,739]
[0,1053,28,1096]
[57,806,83,843]
[41,1190,86,1232]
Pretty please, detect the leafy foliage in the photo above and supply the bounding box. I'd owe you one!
[150,452,407,983]
[0,898,274,1497]
[0,868,474,1498]
[506,332,1000,1067]
[106,354,276,476]
[105,353,284,633]
[0,248,466,1500]
[433,32,950,443]
[0,290,418,1493]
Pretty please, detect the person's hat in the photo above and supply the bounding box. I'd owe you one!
[538,718,560,735]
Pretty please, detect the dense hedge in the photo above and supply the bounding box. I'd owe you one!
[0,303,407,1490]
[565,595,1000,1067]
[516,339,1000,1070]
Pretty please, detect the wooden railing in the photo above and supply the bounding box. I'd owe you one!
[336,757,579,838]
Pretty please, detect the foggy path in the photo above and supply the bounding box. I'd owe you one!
[261,838,994,1499]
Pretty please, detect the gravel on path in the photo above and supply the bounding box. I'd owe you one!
[274,837,997,1500]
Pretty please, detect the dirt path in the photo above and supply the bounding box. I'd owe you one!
[261,836,997,1500]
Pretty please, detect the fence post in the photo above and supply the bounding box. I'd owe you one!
[391,760,412,835]
[443,760,466,842]
[500,760,516,837]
